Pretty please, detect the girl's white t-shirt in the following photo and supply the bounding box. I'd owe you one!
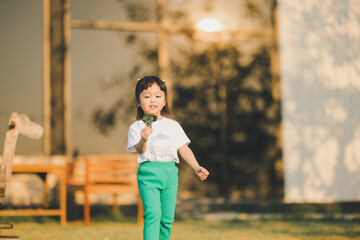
[127,117,190,164]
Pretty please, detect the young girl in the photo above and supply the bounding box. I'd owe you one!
[127,76,209,240]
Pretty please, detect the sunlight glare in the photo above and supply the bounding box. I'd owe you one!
[196,18,222,32]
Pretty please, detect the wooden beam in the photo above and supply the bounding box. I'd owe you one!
[71,20,273,39]
[71,20,160,32]
[225,29,273,39]
[192,29,273,41]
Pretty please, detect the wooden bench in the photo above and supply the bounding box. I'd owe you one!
[0,155,68,226]
[84,154,143,225]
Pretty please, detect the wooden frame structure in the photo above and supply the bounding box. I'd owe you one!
[42,0,279,155]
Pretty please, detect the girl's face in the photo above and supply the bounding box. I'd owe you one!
[138,83,166,118]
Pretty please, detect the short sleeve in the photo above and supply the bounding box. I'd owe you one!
[127,122,141,152]
[173,122,191,149]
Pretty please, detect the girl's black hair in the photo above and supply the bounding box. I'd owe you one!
[135,76,171,120]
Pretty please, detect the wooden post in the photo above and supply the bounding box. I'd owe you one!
[270,0,283,199]
[271,0,282,149]
[84,158,90,225]
[58,165,67,225]
[157,0,171,105]
[271,0,281,102]
[49,0,70,154]
[137,191,144,225]
[219,81,229,198]
[112,194,119,213]
[63,0,71,156]
[43,0,51,155]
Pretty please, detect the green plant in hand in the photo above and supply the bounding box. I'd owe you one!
[142,113,157,128]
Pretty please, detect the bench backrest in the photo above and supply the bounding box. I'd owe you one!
[85,154,138,187]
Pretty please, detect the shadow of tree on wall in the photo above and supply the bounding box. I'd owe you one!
[280,0,360,202]
[91,0,282,201]
[171,41,282,200]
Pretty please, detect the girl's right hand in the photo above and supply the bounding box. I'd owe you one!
[140,126,153,141]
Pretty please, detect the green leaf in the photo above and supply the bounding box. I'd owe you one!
[142,113,158,128]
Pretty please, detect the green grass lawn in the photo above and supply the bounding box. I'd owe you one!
[1,218,359,240]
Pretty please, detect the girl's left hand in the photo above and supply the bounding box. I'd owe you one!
[195,166,209,181]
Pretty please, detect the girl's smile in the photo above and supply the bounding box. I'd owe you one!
[138,83,166,118]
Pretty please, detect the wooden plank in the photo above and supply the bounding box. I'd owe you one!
[88,167,137,173]
[88,162,137,168]
[0,209,61,216]
[87,185,138,193]
[87,159,136,162]
[88,178,136,184]
[88,170,136,175]
[88,176,136,182]
[88,172,136,178]
[86,154,138,159]
[12,165,65,173]
[88,173,136,178]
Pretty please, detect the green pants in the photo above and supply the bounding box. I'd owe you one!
[137,161,178,240]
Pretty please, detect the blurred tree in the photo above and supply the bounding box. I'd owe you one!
[172,42,282,200]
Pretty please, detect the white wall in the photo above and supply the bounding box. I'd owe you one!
[279,0,360,202]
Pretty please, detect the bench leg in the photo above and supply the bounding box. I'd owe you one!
[137,193,144,225]
[112,194,119,214]
[84,187,90,226]
[43,174,49,208]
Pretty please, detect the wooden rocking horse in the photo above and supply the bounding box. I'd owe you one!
[0,112,43,239]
